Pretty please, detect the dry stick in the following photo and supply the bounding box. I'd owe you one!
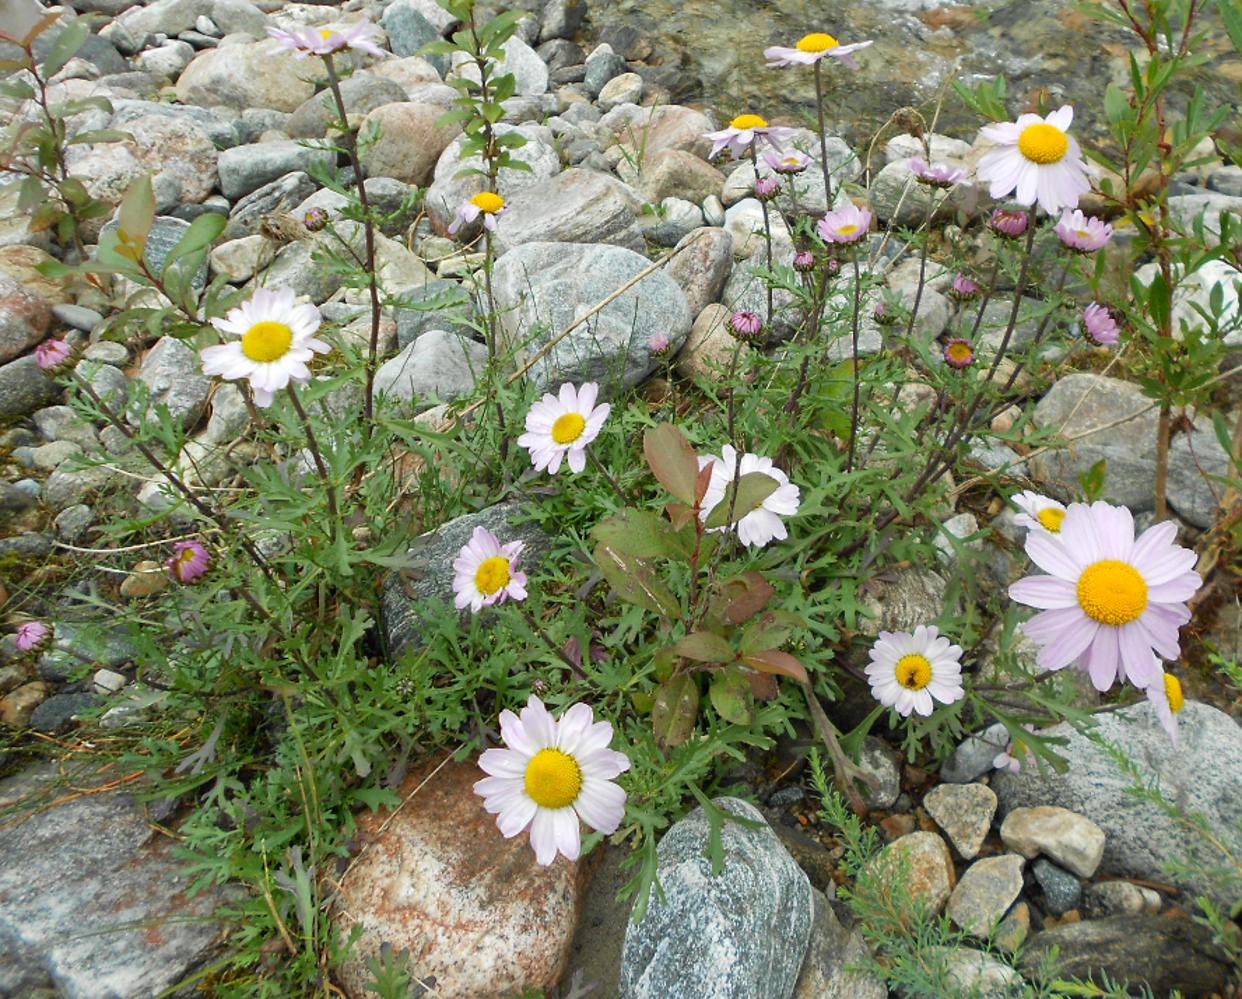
[801,681,876,815]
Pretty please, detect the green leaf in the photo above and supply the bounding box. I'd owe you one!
[590,508,684,560]
[713,571,776,625]
[41,20,89,80]
[702,471,780,529]
[592,541,679,618]
[709,669,752,725]
[1147,269,1171,334]
[643,423,700,504]
[651,674,699,747]
[116,175,155,258]
[161,211,225,273]
[66,128,130,146]
[739,611,798,656]
[669,631,734,664]
[1213,411,1234,462]
[741,649,809,684]
[1078,458,1108,502]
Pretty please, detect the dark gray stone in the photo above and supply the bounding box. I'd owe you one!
[539,0,585,40]
[0,356,59,419]
[620,797,813,999]
[1018,915,1229,997]
[1032,859,1081,915]
[0,762,230,998]
[52,303,103,332]
[222,171,318,241]
[537,37,583,72]
[380,3,447,72]
[583,42,627,98]
[29,691,100,733]
[100,215,208,291]
[382,502,553,662]
[394,278,475,350]
[993,700,1242,909]
[857,736,900,809]
[0,532,52,559]
[217,141,335,201]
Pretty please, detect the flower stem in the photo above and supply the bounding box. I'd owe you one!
[587,448,627,505]
[286,383,340,535]
[519,604,588,680]
[813,61,834,209]
[845,250,863,472]
[749,143,775,325]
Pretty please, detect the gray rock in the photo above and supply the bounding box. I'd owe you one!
[42,464,119,513]
[1000,806,1105,878]
[1018,915,1229,998]
[381,2,446,71]
[110,98,241,148]
[260,234,342,303]
[620,797,813,999]
[702,194,725,226]
[868,158,974,227]
[176,38,316,112]
[374,329,488,408]
[583,43,627,98]
[664,227,733,319]
[492,168,643,253]
[294,176,417,237]
[33,405,97,448]
[598,71,643,110]
[0,480,34,511]
[0,356,60,419]
[1082,879,1151,917]
[993,700,1241,908]
[217,140,334,200]
[223,170,317,240]
[540,0,585,40]
[287,74,407,139]
[393,279,474,350]
[117,0,205,36]
[0,272,50,364]
[134,39,195,78]
[1208,164,1242,197]
[857,566,947,637]
[923,782,997,859]
[1031,859,1081,915]
[29,691,100,733]
[947,853,1025,936]
[721,133,861,216]
[0,532,52,558]
[101,215,208,290]
[31,440,82,471]
[54,503,94,542]
[856,736,900,809]
[451,34,548,97]
[1167,190,1242,246]
[791,890,885,999]
[84,359,130,407]
[929,947,1021,999]
[200,383,249,444]
[0,762,230,997]
[54,303,104,332]
[381,502,553,659]
[491,241,691,393]
[1028,373,1158,512]
[132,336,212,430]
[209,233,275,283]
[640,198,702,247]
[941,722,1009,783]
[38,621,139,682]
[972,295,1047,352]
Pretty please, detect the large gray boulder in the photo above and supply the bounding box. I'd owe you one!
[620,797,814,999]
[491,241,691,393]
[491,169,644,254]
[373,329,488,410]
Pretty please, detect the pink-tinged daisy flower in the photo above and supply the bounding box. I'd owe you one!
[764,32,873,70]
[993,725,1037,773]
[1055,209,1113,252]
[754,176,781,201]
[975,105,1090,215]
[201,288,329,407]
[447,191,507,237]
[793,250,816,273]
[1008,501,1201,692]
[35,338,72,371]
[817,203,871,244]
[948,273,980,301]
[728,310,763,340]
[764,149,812,174]
[303,206,329,232]
[516,382,610,475]
[943,337,975,368]
[990,208,1030,239]
[267,22,384,59]
[1145,667,1184,746]
[452,526,528,613]
[1083,303,1120,346]
[909,157,965,188]
[14,620,50,653]
[1012,490,1067,535]
[474,695,630,865]
[704,113,796,160]
[866,624,965,717]
[697,445,801,548]
[167,539,210,584]
[648,333,672,357]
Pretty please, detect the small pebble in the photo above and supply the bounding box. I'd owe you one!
[51,303,103,332]
[93,668,127,695]
[1032,858,1081,915]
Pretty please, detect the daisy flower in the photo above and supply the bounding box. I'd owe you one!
[1083,303,1120,346]
[1008,501,1201,692]
[764,32,873,70]
[697,445,801,548]
[975,105,1090,215]
[517,382,610,475]
[267,22,384,59]
[909,157,965,188]
[167,539,210,584]
[943,337,975,368]
[817,203,871,244]
[754,176,781,201]
[1011,490,1067,535]
[452,526,528,613]
[447,191,507,236]
[793,250,816,273]
[35,338,72,371]
[764,149,812,174]
[1055,209,1113,252]
[866,624,965,717]
[728,310,763,341]
[14,620,50,653]
[474,695,630,865]
[704,113,795,160]
[993,725,1037,773]
[948,273,980,301]
[303,207,329,232]
[1145,666,1185,746]
[200,288,330,407]
[990,208,1030,239]
[648,333,672,358]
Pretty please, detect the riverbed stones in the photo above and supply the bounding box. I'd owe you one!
[867,831,955,913]
[335,759,584,999]
[791,890,885,999]
[216,140,334,201]
[374,329,488,409]
[491,241,691,392]
[1031,859,1082,915]
[602,102,715,161]
[287,73,407,138]
[922,782,996,859]
[175,39,316,111]
[358,102,462,187]
[620,797,813,999]
[947,854,1025,936]
[0,356,59,419]
[492,169,644,254]
[0,272,50,365]
[132,335,212,430]
[999,806,1105,878]
[664,227,733,318]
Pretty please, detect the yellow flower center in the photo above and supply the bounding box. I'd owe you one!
[796,32,840,52]
[551,412,586,445]
[475,555,511,595]
[319,29,336,41]
[177,548,198,568]
[731,113,768,130]
[895,653,932,690]
[1076,229,1091,239]
[836,223,860,236]
[1164,673,1184,713]
[1017,123,1069,165]
[524,748,582,809]
[947,342,973,364]
[1037,508,1066,532]
[471,191,505,214]
[241,321,294,363]
[1076,560,1148,626]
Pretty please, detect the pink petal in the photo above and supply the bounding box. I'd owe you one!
[1009,575,1078,609]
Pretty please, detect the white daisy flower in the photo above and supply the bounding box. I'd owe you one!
[764,32,873,70]
[1145,665,1185,746]
[697,445,801,548]
[975,105,1091,215]
[1011,490,1067,536]
[451,526,528,613]
[448,191,507,236]
[474,695,631,865]
[200,288,330,407]
[866,624,965,717]
[516,382,610,475]
[267,22,384,59]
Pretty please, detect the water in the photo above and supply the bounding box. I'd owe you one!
[589,0,1241,149]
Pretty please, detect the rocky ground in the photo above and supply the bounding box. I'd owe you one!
[0,0,1240,995]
